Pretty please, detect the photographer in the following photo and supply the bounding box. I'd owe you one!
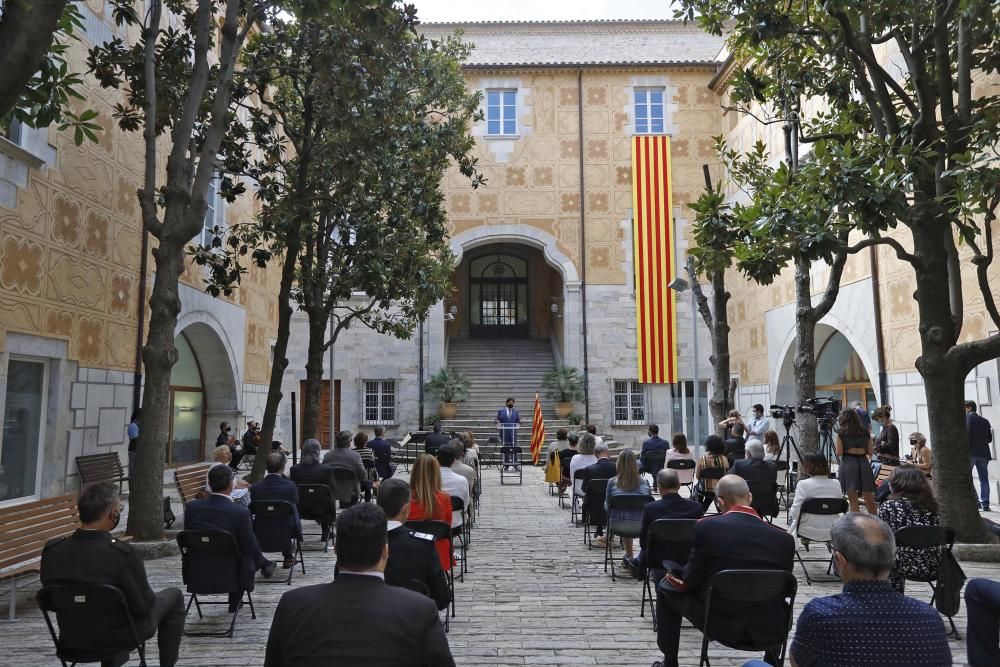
[718,409,743,438]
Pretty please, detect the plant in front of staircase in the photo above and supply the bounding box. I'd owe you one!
[566,412,583,426]
[425,368,471,419]
[543,366,585,419]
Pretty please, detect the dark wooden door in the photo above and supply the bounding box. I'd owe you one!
[300,379,340,445]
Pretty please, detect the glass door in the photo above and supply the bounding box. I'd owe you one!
[0,359,46,504]
[169,390,204,465]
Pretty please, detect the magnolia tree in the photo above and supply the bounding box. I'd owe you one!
[678,0,1000,542]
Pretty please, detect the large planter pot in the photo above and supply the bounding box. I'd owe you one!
[438,402,457,419]
[555,401,574,419]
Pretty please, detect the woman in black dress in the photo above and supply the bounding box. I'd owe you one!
[835,407,877,513]
[872,405,900,465]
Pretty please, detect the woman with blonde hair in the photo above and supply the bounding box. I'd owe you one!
[206,445,250,505]
[407,454,454,571]
[762,430,781,461]
[604,448,652,568]
[908,432,932,476]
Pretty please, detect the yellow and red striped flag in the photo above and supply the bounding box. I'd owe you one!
[631,134,678,384]
[530,391,545,465]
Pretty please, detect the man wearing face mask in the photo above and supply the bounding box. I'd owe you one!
[745,404,770,444]
[41,482,185,667]
[217,421,243,470]
[496,397,521,466]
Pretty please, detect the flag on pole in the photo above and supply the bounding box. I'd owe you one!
[530,391,546,465]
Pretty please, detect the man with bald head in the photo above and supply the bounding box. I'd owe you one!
[651,475,794,667]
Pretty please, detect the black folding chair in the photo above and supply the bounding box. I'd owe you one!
[37,584,148,667]
[774,461,789,515]
[666,458,697,496]
[330,465,361,507]
[583,478,610,548]
[296,483,335,551]
[500,446,522,485]
[176,530,256,638]
[793,497,847,584]
[250,500,305,585]
[236,454,255,472]
[450,496,469,580]
[746,479,779,522]
[640,518,697,627]
[570,468,588,523]
[605,494,654,581]
[406,519,455,629]
[698,569,798,667]
[643,451,667,481]
[894,525,960,637]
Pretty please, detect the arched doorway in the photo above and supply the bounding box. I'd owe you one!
[814,330,877,414]
[469,252,529,338]
[168,332,204,465]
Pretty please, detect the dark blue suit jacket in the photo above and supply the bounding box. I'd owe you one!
[639,493,704,554]
[368,437,394,479]
[968,412,993,459]
[251,474,303,538]
[184,494,266,591]
[640,436,670,471]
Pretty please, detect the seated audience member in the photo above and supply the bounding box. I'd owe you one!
[908,432,933,476]
[586,424,604,448]
[640,424,670,475]
[368,425,395,480]
[569,433,599,497]
[693,435,729,510]
[729,441,778,482]
[582,442,617,543]
[604,448,651,568]
[41,482,185,667]
[461,431,480,466]
[877,466,941,593]
[664,433,695,486]
[436,444,471,528]
[548,428,569,458]
[558,432,580,494]
[208,445,250,506]
[263,504,454,667]
[323,430,374,503]
[966,578,1000,667]
[250,451,303,569]
[762,430,781,462]
[654,475,794,667]
[789,513,951,667]
[289,439,337,543]
[724,422,747,463]
[377,479,451,611]
[637,469,704,577]
[185,464,276,611]
[787,453,843,543]
[424,421,451,456]
[353,431,378,484]
[407,454,454,572]
[217,421,243,470]
[447,438,477,493]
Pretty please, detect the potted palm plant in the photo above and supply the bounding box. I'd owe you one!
[543,366,585,419]
[424,368,470,419]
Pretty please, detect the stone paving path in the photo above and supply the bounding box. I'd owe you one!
[1,465,997,666]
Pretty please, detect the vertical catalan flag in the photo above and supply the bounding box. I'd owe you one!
[631,135,678,384]
[530,391,545,465]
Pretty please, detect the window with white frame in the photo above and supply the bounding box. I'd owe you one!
[201,174,226,247]
[486,89,517,136]
[634,87,666,134]
[613,379,646,425]
[4,119,24,147]
[1,357,48,504]
[363,380,396,425]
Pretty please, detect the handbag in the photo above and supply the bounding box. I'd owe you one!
[933,548,966,617]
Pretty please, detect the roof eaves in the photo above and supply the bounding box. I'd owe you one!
[462,60,722,69]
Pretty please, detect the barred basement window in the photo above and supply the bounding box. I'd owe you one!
[363,380,396,425]
[613,379,645,425]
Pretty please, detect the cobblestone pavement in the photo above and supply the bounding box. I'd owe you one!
[1,465,997,666]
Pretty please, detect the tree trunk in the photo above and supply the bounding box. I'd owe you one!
[792,254,819,453]
[301,310,327,442]
[707,270,733,435]
[127,237,186,540]
[0,0,66,119]
[910,205,991,543]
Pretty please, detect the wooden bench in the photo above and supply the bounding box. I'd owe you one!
[174,462,213,506]
[0,495,79,620]
[76,452,129,494]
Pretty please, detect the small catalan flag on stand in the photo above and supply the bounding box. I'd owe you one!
[530,391,545,465]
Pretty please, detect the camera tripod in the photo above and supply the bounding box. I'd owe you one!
[818,418,840,466]
[777,417,802,509]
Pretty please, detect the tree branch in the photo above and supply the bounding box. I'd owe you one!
[845,236,920,266]
[686,256,714,332]
[811,246,848,321]
[0,0,66,119]
[139,0,163,238]
[912,0,961,54]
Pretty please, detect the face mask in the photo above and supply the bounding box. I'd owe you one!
[507,404,513,409]
[909,439,917,445]
[225,427,231,432]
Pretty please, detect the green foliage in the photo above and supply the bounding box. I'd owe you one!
[566,412,583,426]
[424,368,470,404]
[542,366,586,403]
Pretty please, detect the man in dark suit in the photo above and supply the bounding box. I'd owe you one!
[376,478,450,611]
[250,451,303,568]
[966,400,994,511]
[729,441,778,482]
[323,430,372,503]
[264,503,454,667]
[424,422,451,456]
[289,439,337,543]
[636,469,704,577]
[724,422,747,463]
[368,425,395,479]
[185,465,276,611]
[496,397,521,449]
[581,443,617,541]
[653,475,795,667]
[41,482,185,667]
[640,424,670,475]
